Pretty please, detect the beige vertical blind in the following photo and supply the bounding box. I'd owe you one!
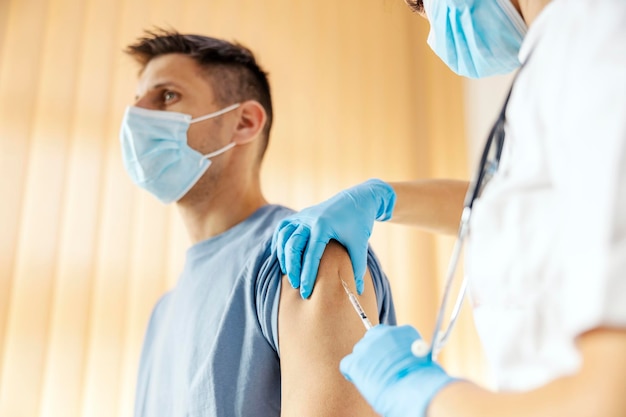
[0,0,482,416]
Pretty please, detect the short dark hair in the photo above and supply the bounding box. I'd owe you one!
[404,0,424,14]
[126,29,273,158]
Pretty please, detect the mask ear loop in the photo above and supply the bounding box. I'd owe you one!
[190,103,241,123]
[190,103,241,166]
[198,142,237,166]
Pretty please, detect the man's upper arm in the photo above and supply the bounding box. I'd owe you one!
[278,241,381,417]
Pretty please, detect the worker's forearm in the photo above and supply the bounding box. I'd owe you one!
[428,380,583,417]
[429,378,609,417]
[387,180,468,235]
[429,328,626,417]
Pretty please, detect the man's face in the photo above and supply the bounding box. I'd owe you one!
[133,53,229,156]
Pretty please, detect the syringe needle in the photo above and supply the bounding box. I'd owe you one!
[340,279,373,330]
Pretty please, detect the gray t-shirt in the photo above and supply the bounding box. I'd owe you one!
[134,204,397,417]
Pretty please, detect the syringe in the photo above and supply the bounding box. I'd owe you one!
[340,279,373,330]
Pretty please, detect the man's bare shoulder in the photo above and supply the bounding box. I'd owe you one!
[278,240,380,417]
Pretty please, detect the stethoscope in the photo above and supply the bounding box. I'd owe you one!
[411,71,520,361]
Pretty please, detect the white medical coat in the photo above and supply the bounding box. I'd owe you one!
[467,0,626,391]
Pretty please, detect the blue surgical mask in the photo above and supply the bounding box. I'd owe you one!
[424,0,527,78]
[120,103,240,204]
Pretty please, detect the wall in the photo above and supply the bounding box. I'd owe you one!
[0,1,473,415]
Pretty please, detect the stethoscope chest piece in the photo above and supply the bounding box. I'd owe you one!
[411,331,446,358]
[411,339,430,358]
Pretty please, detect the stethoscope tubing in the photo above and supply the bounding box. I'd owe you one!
[412,61,522,360]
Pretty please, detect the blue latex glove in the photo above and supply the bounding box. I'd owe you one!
[271,179,396,298]
[340,325,458,417]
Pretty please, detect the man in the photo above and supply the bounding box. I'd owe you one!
[120,30,396,416]
[273,0,626,416]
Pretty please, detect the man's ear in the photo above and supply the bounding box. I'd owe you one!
[232,100,267,145]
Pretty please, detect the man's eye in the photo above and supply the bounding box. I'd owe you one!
[163,91,178,102]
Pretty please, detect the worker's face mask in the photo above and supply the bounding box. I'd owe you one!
[119,103,240,204]
[424,0,527,78]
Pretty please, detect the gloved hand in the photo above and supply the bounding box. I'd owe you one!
[340,325,458,417]
[271,179,396,298]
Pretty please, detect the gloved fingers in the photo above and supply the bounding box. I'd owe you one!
[348,242,369,295]
[339,329,385,384]
[352,325,422,358]
[272,220,297,275]
[339,351,357,383]
[340,326,383,382]
[284,224,311,290]
[351,324,392,354]
[384,325,422,348]
[342,323,455,417]
[341,325,423,385]
[299,229,331,299]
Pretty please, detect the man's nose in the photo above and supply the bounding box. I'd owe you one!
[133,95,158,110]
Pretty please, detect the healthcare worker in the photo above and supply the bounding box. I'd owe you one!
[272,0,626,416]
